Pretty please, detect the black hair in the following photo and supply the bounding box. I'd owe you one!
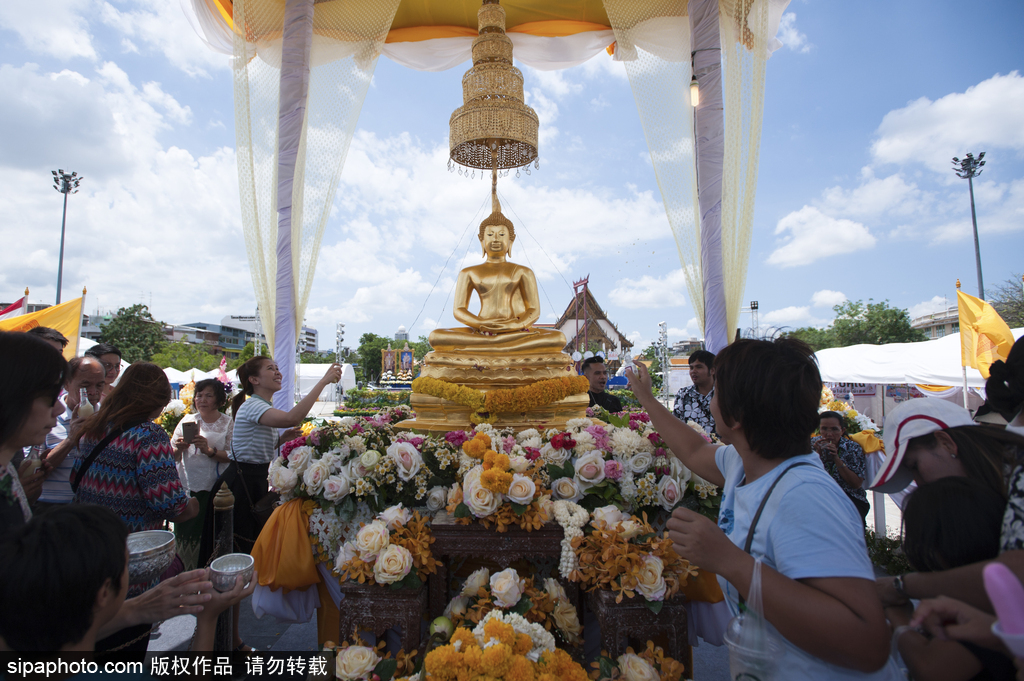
[987,337,1024,422]
[85,343,122,360]
[714,338,821,460]
[0,332,68,449]
[233,356,272,418]
[688,349,716,369]
[908,425,1024,500]
[819,411,845,431]
[0,505,128,651]
[26,326,69,349]
[902,477,1005,572]
[194,378,228,408]
[581,356,606,372]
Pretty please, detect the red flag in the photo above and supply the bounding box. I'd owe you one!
[0,296,26,321]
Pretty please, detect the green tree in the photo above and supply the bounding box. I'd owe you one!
[151,341,221,371]
[98,304,166,363]
[990,273,1024,328]
[638,344,664,390]
[352,333,392,383]
[229,342,257,370]
[300,351,337,364]
[783,299,926,351]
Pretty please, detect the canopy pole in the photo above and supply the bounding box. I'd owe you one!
[962,366,970,410]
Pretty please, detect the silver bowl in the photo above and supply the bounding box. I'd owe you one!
[127,530,175,585]
[210,553,254,592]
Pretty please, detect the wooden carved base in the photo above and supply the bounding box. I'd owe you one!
[427,511,579,618]
[587,589,692,673]
[338,580,426,653]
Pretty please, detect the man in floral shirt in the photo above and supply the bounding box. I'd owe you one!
[812,411,869,523]
[672,350,716,435]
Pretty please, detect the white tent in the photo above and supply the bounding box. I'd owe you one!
[815,328,1024,389]
[297,363,356,400]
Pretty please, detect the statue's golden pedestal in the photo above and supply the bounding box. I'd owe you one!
[394,348,589,433]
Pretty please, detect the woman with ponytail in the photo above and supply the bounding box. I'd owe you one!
[228,356,340,551]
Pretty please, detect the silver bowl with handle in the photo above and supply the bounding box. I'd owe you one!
[209,553,254,592]
[127,530,175,585]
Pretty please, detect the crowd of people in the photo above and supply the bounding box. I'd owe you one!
[3,322,1024,679]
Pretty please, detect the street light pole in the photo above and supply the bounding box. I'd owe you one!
[952,153,986,299]
[51,170,83,305]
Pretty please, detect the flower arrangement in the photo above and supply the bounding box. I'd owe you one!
[589,642,687,681]
[447,430,552,532]
[442,568,583,646]
[819,386,879,435]
[569,507,696,613]
[155,398,189,438]
[334,505,439,589]
[394,610,589,681]
[323,637,419,681]
[412,376,590,424]
[681,475,721,521]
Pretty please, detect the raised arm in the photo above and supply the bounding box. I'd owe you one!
[256,364,342,428]
[625,363,724,486]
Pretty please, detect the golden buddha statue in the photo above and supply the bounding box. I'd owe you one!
[428,203,567,356]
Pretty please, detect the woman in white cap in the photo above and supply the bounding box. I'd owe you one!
[871,397,1024,613]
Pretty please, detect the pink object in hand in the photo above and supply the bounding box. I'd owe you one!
[983,563,1024,635]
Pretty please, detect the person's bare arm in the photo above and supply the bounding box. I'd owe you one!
[670,508,890,672]
[625,363,723,486]
[96,570,213,639]
[887,604,984,680]
[876,550,1024,612]
[257,365,342,428]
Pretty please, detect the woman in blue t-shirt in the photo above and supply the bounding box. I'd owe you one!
[627,339,896,680]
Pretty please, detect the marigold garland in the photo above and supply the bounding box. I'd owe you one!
[413,375,590,419]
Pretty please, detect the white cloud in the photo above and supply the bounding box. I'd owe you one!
[871,72,1024,176]
[909,296,953,319]
[524,67,583,99]
[525,88,560,145]
[818,168,927,218]
[776,13,811,54]
[762,306,813,326]
[767,206,877,267]
[0,2,97,60]
[667,317,702,341]
[811,289,847,308]
[608,269,689,309]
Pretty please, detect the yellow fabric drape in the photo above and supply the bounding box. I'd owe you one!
[849,431,883,455]
[680,568,725,603]
[957,290,1015,379]
[251,499,319,593]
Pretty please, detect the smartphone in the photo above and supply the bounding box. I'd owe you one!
[182,421,199,445]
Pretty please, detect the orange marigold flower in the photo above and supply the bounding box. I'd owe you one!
[463,438,487,459]
[451,628,478,650]
[481,643,513,676]
[506,655,535,681]
[481,468,513,494]
[513,633,533,655]
[483,618,516,646]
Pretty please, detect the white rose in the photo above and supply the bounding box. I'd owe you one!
[323,475,351,502]
[461,567,490,597]
[320,453,343,476]
[426,486,447,512]
[540,442,571,465]
[509,455,531,474]
[334,541,357,572]
[490,568,525,608]
[551,477,583,503]
[616,653,660,681]
[627,451,653,475]
[444,595,470,619]
[537,493,554,519]
[377,504,412,530]
[635,555,667,601]
[354,521,390,561]
[574,451,607,488]
[360,450,381,471]
[386,442,423,482]
[373,544,413,584]
[657,476,682,512]
[287,446,314,475]
[551,600,583,643]
[591,505,624,529]
[463,467,502,518]
[506,474,536,505]
[543,577,568,602]
[336,646,380,680]
[268,465,298,494]
[303,459,331,496]
[669,457,692,486]
[618,519,643,540]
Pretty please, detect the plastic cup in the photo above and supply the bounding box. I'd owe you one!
[992,621,1024,659]
[723,616,784,681]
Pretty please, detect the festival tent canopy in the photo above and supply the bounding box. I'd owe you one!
[815,328,1024,389]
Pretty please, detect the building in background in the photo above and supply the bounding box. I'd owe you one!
[300,326,318,354]
[395,325,409,342]
[911,306,959,340]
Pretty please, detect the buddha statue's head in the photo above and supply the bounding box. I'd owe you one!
[479,210,516,257]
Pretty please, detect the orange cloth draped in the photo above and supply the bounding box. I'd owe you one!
[849,430,884,455]
[316,579,340,647]
[680,568,725,603]
[251,499,319,593]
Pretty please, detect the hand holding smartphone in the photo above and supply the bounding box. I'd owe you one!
[182,421,199,445]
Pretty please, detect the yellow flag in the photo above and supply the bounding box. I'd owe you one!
[0,297,83,360]
[956,290,1015,379]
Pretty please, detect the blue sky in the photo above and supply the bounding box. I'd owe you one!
[1,1,1022,353]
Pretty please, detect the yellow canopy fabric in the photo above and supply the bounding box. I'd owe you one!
[0,296,83,360]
